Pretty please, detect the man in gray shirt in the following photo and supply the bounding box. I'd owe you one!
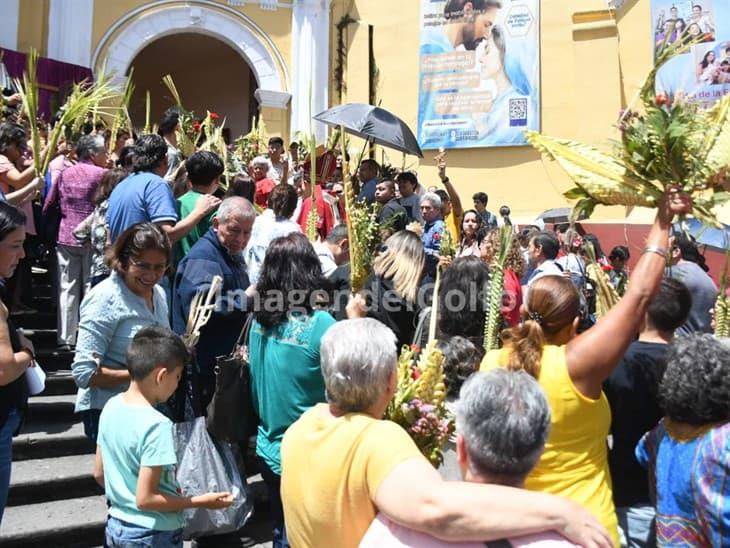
[666,235,717,335]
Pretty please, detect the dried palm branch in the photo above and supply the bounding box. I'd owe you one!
[162,74,196,156]
[143,90,151,134]
[483,226,512,351]
[348,199,380,292]
[300,132,319,241]
[13,49,42,176]
[183,276,223,348]
[385,340,452,467]
[715,252,729,338]
[585,242,620,319]
[529,32,727,227]
[108,69,135,154]
[41,72,120,177]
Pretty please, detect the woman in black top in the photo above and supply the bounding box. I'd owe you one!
[362,230,425,348]
[0,202,36,525]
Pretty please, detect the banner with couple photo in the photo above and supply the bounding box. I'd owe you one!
[417,0,540,150]
[652,0,730,107]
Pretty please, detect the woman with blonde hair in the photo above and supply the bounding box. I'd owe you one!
[481,189,692,546]
[362,230,425,348]
[479,227,525,327]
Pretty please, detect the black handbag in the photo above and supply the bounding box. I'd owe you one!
[206,314,259,442]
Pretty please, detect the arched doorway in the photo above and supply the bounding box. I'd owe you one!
[92,1,291,138]
[128,33,257,136]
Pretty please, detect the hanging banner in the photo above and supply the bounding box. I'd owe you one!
[417,0,540,150]
[652,0,730,107]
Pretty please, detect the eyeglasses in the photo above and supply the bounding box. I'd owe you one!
[129,259,168,274]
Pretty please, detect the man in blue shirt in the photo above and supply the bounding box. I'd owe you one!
[356,159,380,203]
[106,134,220,243]
[420,192,446,281]
[172,196,255,409]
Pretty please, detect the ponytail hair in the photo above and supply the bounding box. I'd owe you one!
[502,319,546,378]
[500,275,580,378]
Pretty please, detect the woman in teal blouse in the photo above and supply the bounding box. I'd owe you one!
[71,223,171,441]
[249,232,335,548]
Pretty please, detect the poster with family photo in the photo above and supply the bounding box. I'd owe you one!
[417,0,540,150]
[652,0,730,108]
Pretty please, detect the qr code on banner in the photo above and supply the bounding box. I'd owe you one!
[509,98,528,127]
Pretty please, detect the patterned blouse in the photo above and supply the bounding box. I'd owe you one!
[88,200,111,280]
[637,419,730,546]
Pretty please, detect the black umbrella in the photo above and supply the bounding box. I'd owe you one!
[536,207,588,224]
[314,103,423,158]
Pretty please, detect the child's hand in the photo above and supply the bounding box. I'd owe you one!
[194,491,234,509]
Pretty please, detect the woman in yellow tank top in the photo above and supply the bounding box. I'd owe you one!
[481,189,692,547]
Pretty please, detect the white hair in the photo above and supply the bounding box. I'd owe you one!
[217,196,256,223]
[252,155,272,169]
[457,370,551,478]
[320,319,397,412]
[421,192,442,209]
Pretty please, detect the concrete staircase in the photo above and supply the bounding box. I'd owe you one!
[0,264,272,547]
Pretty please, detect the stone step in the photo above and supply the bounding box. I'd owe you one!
[0,495,107,548]
[35,347,74,372]
[12,417,94,461]
[1,480,271,548]
[26,393,76,420]
[28,295,56,311]
[29,282,54,300]
[21,327,59,349]
[43,369,78,397]
[14,311,56,330]
[7,453,101,506]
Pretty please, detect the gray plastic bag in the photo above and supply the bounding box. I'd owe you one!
[174,417,253,539]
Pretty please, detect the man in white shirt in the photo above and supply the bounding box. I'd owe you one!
[525,231,563,288]
[313,224,349,277]
[690,3,714,34]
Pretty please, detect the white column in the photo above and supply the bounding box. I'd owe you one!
[0,0,20,50]
[47,0,94,67]
[290,0,331,143]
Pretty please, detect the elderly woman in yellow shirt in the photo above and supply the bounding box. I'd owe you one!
[481,188,692,546]
[280,317,612,548]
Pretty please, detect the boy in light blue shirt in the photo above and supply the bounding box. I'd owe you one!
[94,326,233,547]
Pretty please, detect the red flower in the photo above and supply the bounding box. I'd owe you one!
[411,368,422,380]
[193,120,202,132]
[601,264,613,272]
[210,112,220,120]
[655,93,670,107]
[433,232,441,241]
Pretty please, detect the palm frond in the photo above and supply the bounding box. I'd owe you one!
[527,131,661,207]
[13,48,41,175]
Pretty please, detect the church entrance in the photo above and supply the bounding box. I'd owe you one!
[127,32,258,137]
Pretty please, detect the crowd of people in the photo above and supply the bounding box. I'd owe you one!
[0,97,728,548]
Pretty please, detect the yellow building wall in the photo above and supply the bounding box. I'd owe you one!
[13,0,721,222]
[334,0,665,222]
[88,0,292,95]
[16,0,49,56]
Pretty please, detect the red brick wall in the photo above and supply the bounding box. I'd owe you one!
[579,223,726,285]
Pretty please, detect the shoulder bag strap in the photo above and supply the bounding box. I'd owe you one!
[230,313,254,357]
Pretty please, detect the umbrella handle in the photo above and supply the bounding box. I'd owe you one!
[356,137,371,170]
